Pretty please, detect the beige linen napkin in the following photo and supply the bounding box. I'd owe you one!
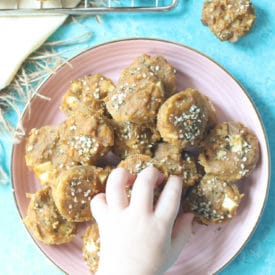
[0,0,80,90]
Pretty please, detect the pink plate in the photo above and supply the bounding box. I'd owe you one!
[11,39,270,275]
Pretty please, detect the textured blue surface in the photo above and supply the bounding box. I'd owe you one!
[0,1,274,274]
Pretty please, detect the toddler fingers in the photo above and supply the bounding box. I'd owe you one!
[106,168,134,210]
[171,213,194,255]
[90,193,108,222]
[154,175,182,223]
[130,166,162,212]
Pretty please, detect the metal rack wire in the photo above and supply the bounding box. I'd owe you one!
[0,0,178,16]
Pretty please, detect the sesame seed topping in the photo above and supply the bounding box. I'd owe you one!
[93,89,100,99]
[188,175,240,223]
[169,104,204,145]
[84,189,91,197]
[132,160,154,174]
[69,135,98,160]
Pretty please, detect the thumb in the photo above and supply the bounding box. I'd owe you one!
[171,213,194,256]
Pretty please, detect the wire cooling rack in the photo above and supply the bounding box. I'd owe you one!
[0,0,178,15]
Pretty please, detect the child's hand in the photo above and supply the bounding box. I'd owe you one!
[90,167,194,275]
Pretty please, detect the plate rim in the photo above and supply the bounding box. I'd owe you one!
[10,37,271,274]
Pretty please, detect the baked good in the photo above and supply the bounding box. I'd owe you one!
[185,174,243,224]
[23,54,261,256]
[26,130,81,186]
[153,142,200,186]
[118,154,168,177]
[105,78,165,124]
[119,54,177,97]
[112,121,160,158]
[199,121,259,182]
[25,125,62,186]
[23,187,77,245]
[118,154,169,201]
[201,0,256,42]
[52,165,109,222]
[58,111,114,165]
[25,111,114,185]
[83,223,100,274]
[61,74,115,116]
[157,88,215,149]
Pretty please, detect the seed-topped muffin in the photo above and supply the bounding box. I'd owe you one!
[201,0,256,42]
[153,142,200,187]
[185,174,243,224]
[118,154,168,177]
[25,125,75,188]
[24,187,77,245]
[52,165,109,222]
[58,111,114,165]
[61,74,115,116]
[105,78,165,124]
[199,121,259,182]
[25,125,65,186]
[157,88,215,149]
[25,124,90,186]
[83,223,100,274]
[119,54,177,97]
[25,125,58,171]
[118,154,170,202]
[112,121,161,159]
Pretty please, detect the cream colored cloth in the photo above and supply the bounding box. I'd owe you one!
[0,0,80,90]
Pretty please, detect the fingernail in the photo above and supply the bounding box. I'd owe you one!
[157,172,165,185]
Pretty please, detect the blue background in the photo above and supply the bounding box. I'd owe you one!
[0,1,274,274]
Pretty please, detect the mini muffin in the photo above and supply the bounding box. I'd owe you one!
[119,54,177,97]
[58,111,114,165]
[32,144,82,187]
[23,187,77,245]
[199,121,259,182]
[26,111,114,184]
[202,0,256,42]
[83,223,100,274]
[186,174,243,224]
[105,78,165,124]
[61,74,115,116]
[157,89,212,149]
[52,165,109,222]
[118,154,169,203]
[25,125,62,186]
[112,121,161,159]
[118,154,169,177]
[50,142,80,171]
[153,142,200,186]
[25,125,59,172]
